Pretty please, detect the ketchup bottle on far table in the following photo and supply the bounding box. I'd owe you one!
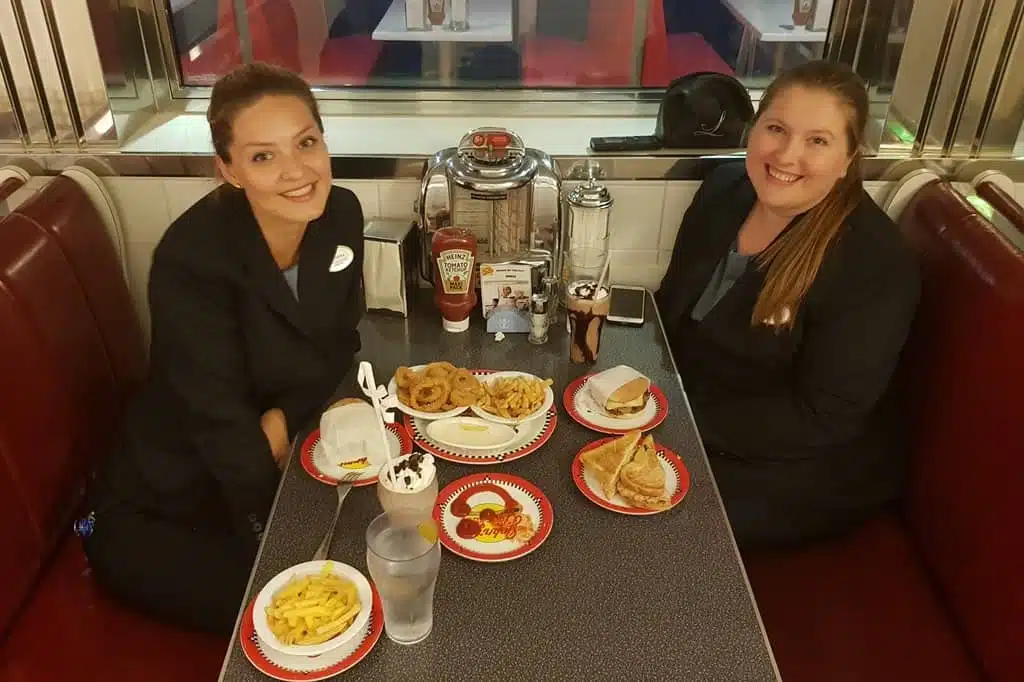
[431,227,478,332]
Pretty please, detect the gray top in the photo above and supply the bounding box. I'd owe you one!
[219,290,779,682]
[691,242,753,321]
[281,263,299,299]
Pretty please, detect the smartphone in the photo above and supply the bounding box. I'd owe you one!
[608,285,646,326]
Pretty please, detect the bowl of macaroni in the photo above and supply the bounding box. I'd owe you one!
[253,560,372,657]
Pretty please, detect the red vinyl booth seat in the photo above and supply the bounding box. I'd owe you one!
[743,180,1024,682]
[976,180,1024,236]
[0,177,226,681]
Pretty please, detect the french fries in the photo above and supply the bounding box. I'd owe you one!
[477,376,553,420]
[265,564,361,646]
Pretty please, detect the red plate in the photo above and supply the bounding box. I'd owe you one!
[240,585,383,680]
[300,422,412,487]
[405,407,556,465]
[433,473,554,562]
[562,374,669,435]
[571,437,690,516]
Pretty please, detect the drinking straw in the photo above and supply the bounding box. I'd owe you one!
[595,255,611,295]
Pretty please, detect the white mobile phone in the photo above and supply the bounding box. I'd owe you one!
[608,285,646,326]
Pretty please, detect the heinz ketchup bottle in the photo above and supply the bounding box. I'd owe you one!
[431,227,478,332]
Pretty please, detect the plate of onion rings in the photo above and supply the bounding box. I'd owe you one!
[386,362,486,421]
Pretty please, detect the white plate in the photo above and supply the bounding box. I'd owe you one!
[426,416,518,451]
[385,364,472,421]
[252,561,373,658]
[433,473,554,562]
[301,422,412,487]
[469,371,555,425]
[408,408,557,465]
[571,438,691,516]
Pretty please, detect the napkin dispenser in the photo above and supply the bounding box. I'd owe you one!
[363,218,418,317]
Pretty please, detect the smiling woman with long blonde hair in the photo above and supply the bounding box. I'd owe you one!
[656,61,920,549]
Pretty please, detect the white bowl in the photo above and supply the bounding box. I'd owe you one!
[386,364,471,421]
[253,560,372,657]
[469,371,555,425]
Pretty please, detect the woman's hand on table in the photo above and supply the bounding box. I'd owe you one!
[261,408,290,470]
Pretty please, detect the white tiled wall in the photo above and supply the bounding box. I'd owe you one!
[95,176,900,333]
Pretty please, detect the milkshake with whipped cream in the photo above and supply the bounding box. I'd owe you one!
[567,280,611,364]
[377,452,438,519]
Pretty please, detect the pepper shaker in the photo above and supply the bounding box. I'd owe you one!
[529,293,550,345]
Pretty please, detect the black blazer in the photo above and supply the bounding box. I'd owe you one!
[96,185,364,547]
[656,163,920,506]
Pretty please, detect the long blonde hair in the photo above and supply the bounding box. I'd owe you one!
[750,61,868,329]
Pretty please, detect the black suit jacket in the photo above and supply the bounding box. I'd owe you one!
[656,163,920,508]
[97,185,364,547]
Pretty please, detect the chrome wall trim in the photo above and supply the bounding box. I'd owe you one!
[946,0,1019,155]
[18,0,77,147]
[976,0,1024,156]
[919,0,992,155]
[0,0,48,147]
[44,0,117,148]
[0,13,26,146]
[2,152,1023,182]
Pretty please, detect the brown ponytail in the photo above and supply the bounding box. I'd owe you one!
[748,61,869,329]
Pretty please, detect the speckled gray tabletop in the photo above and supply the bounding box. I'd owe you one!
[219,291,779,682]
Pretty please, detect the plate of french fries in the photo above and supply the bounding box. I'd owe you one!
[470,371,555,425]
[253,560,372,657]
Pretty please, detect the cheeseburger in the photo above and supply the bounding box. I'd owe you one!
[587,366,651,419]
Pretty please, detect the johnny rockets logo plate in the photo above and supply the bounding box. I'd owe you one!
[571,437,690,516]
[562,374,669,435]
[240,585,383,680]
[301,422,412,487]
[433,473,553,562]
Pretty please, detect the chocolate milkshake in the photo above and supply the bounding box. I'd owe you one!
[567,280,610,364]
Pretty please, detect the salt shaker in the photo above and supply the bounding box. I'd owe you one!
[529,293,550,345]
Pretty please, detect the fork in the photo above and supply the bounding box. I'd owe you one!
[312,471,361,561]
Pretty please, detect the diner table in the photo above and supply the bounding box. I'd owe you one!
[218,289,780,681]
[371,0,515,86]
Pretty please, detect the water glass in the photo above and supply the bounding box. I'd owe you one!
[366,512,441,645]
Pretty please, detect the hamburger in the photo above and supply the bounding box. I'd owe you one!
[587,366,651,419]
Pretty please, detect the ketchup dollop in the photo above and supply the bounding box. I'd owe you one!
[431,227,478,333]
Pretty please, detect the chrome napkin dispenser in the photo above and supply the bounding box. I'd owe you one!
[363,219,418,317]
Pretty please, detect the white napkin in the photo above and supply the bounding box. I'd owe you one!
[357,362,397,472]
[363,241,405,314]
[319,404,375,466]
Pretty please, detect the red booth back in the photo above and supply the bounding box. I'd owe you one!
[897,180,1024,682]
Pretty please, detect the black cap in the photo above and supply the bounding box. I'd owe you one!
[655,72,755,149]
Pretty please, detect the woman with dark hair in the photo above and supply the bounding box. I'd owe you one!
[82,63,365,636]
[656,60,920,549]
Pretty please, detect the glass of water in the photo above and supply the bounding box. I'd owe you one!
[365,511,441,645]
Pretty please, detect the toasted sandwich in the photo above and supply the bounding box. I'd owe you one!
[587,366,651,419]
[580,430,642,499]
[616,435,670,511]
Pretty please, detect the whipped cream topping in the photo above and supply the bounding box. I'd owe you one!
[380,452,436,493]
[568,280,610,300]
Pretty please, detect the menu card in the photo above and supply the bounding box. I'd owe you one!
[480,262,533,333]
